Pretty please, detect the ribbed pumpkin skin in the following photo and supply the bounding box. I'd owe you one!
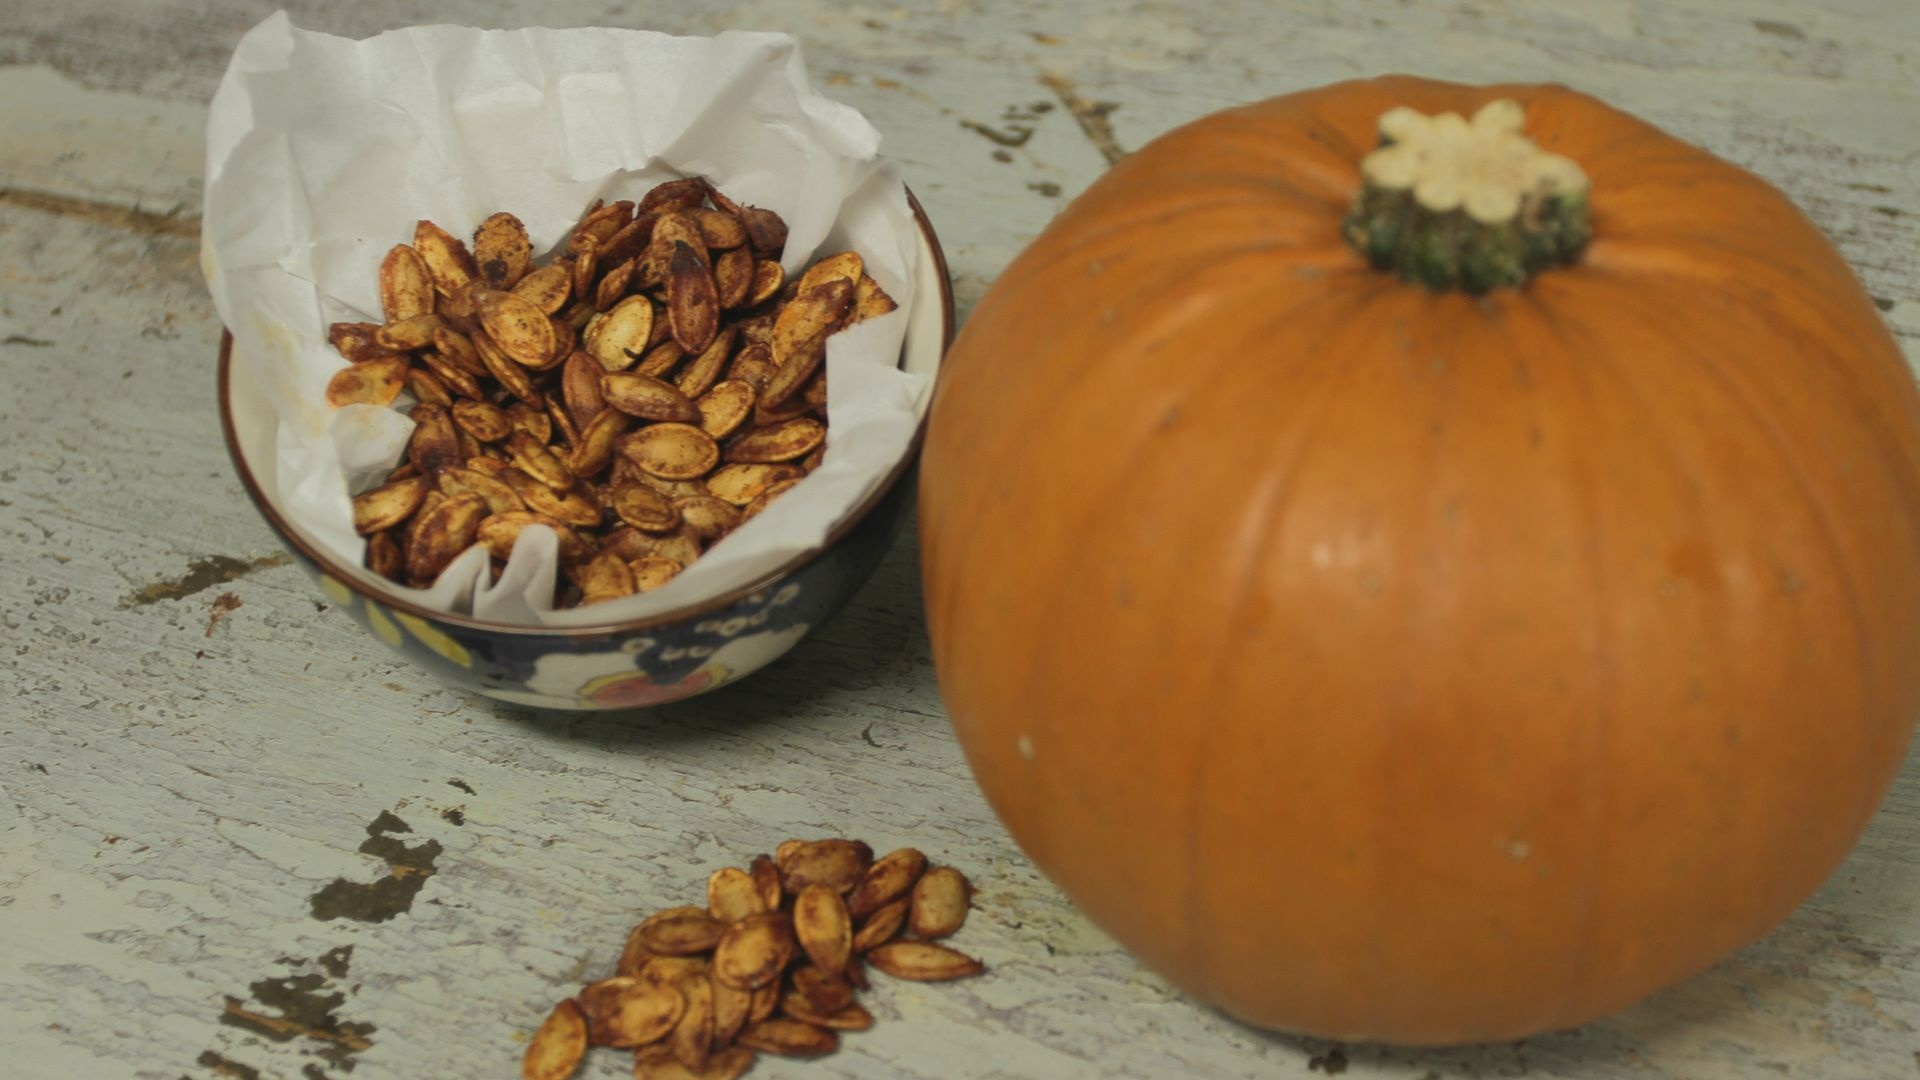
[918,76,1920,1044]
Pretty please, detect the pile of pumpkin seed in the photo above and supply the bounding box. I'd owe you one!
[325,177,895,608]
[522,840,984,1079]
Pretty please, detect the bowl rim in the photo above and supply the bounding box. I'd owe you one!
[217,188,956,639]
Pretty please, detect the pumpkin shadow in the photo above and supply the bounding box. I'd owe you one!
[480,520,931,750]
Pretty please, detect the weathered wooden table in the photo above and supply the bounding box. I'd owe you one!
[6,2,1919,1077]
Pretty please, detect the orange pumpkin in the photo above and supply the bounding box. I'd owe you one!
[918,75,1920,1044]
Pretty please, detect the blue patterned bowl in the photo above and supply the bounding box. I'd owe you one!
[218,195,952,710]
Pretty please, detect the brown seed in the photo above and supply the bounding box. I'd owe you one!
[638,178,712,214]
[366,530,403,581]
[641,910,728,955]
[799,443,827,473]
[517,480,603,529]
[727,344,776,393]
[848,848,927,921]
[414,220,478,297]
[623,555,678,593]
[709,972,752,1049]
[669,975,714,1071]
[476,510,585,562]
[595,257,636,311]
[779,990,873,1032]
[512,263,574,316]
[778,839,873,896]
[792,885,853,977]
[561,351,610,431]
[634,1045,756,1080]
[432,325,489,375]
[741,478,802,523]
[440,467,524,516]
[633,948,711,989]
[650,531,701,570]
[599,526,657,562]
[568,408,630,479]
[578,976,642,1040]
[508,431,573,491]
[352,475,430,535]
[570,242,599,300]
[692,208,747,250]
[713,246,754,309]
[328,321,398,362]
[775,840,804,864]
[456,424,485,464]
[866,941,985,982]
[713,912,794,990]
[611,483,683,534]
[637,473,713,501]
[507,401,553,443]
[666,241,721,354]
[676,325,735,399]
[407,364,454,407]
[598,981,687,1049]
[764,280,854,407]
[909,866,971,939]
[410,350,479,401]
[404,493,486,583]
[724,417,825,464]
[542,316,577,369]
[748,855,782,911]
[380,244,436,321]
[568,199,632,257]
[388,460,422,482]
[707,867,767,924]
[474,211,533,289]
[706,463,804,507]
[636,339,687,379]
[475,288,559,367]
[754,391,815,428]
[587,295,656,372]
[736,1018,836,1058]
[547,396,582,448]
[619,423,720,481]
[522,998,586,1080]
[408,403,464,476]
[450,399,513,443]
[673,496,742,542]
[852,272,899,323]
[374,313,443,352]
[619,927,656,980]
[852,900,904,953]
[596,212,655,269]
[475,329,541,405]
[603,372,700,423]
[789,965,855,1016]
[325,356,409,408]
[740,206,789,257]
[440,281,481,334]
[745,259,785,308]
[796,251,863,296]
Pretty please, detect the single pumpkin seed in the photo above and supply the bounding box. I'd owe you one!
[725,417,825,464]
[712,912,794,990]
[789,965,855,1016]
[764,280,854,407]
[673,495,742,542]
[366,530,403,581]
[561,351,609,430]
[909,866,971,939]
[745,260,785,308]
[736,1018,835,1058]
[352,475,430,535]
[637,178,711,214]
[726,345,776,393]
[639,910,727,956]
[586,295,655,372]
[714,246,755,309]
[707,867,767,924]
[739,206,789,256]
[451,399,513,442]
[676,325,735,399]
[637,339,687,379]
[475,288,559,367]
[666,241,721,355]
[578,551,636,605]
[326,356,409,408]
[866,941,985,982]
[796,251,863,296]
[705,463,803,507]
[708,972,753,1050]
[611,484,683,534]
[778,990,873,1032]
[847,848,927,921]
[374,313,443,351]
[420,350,486,401]
[474,211,532,289]
[650,531,701,570]
[414,220,477,297]
[619,423,720,481]
[404,493,486,583]
[749,854,782,911]
[852,272,899,323]
[408,402,465,476]
[603,372,700,423]
[597,981,686,1049]
[328,321,398,362]
[507,401,553,443]
[439,467,525,516]
[668,974,714,1071]
[792,884,853,977]
[431,325,489,375]
[474,329,541,405]
[379,243,436,321]
[567,408,629,479]
[777,839,873,896]
[475,510,584,562]
[521,998,586,1080]
[512,262,573,316]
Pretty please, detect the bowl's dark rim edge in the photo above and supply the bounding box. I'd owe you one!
[217,187,958,640]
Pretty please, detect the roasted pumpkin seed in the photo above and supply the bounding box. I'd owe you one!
[707,867,767,924]
[666,241,721,354]
[619,423,720,481]
[866,941,985,982]
[793,885,853,977]
[374,313,443,352]
[603,372,700,423]
[586,295,655,372]
[725,417,825,464]
[352,475,430,535]
[326,356,409,408]
[705,463,804,507]
[474,211,532,289]
[404,493,486,583]
[778,839,873,896]
[414,220,477,298]
[909,866,971,940]
[736,1018,836,1058]
[713,912,794,990]
[522,998,586,1080]
[380,243,436,321]
[512,263,574,316]
[847,848,927,921]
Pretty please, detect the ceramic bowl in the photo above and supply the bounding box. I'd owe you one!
[218,194,953,710]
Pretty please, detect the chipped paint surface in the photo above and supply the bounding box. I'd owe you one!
[4,2,1920,1078]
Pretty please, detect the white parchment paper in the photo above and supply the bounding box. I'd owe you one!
[203,12,925,625]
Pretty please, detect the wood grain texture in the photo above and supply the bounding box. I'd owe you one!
[2,1,1917,1077]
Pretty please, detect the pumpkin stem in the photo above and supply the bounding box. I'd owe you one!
[1342,100,1590,294]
